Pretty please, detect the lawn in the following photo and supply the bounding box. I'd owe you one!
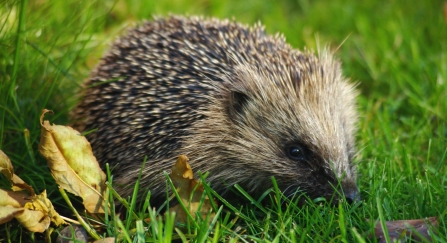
[1,0,446,242]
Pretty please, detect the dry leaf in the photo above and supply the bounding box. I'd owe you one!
[15,204,51,233]
[24,190,66,226]
[38,109,107,213]
[92,237,116,243]
[0,150,65,231]
[0,189,27,224]
[169,155,215,224]
[0,205,24,224]
[0,189,65,232]
[373,217,438,242]
[0,190,29,209]
[0,150,35,194]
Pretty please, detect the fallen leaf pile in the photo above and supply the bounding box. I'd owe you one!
[0,150,65,232]
[0,109,108,234]
[0,109,216,240]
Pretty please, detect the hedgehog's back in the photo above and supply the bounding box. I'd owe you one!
[71,16,300,169]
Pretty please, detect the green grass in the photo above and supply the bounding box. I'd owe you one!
[1,0,446,242]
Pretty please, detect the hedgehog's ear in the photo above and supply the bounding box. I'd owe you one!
[228,91,250,121]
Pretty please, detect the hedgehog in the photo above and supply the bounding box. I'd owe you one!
[72,15,360,204]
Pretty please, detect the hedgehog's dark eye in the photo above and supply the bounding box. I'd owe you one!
[287,145,305,161]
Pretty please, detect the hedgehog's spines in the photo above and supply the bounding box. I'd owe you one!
[72,15,359,203]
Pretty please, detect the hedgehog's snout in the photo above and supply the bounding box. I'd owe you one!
[343,187,360,204]
[341,181,360,204]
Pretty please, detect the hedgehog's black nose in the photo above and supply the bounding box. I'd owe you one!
[343,187,360,204]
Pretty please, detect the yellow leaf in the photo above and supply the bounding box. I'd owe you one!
[0,145,66,231]
[38,109,107,213]
[0,189,28,224]
[0,190,29,208]
[0,189,65,232]
[92,237,116,243]
[24,190,66,226]
[0,205,24,224]
[0,150,35,194]
[15,206,51,233]
[169,155,215,225]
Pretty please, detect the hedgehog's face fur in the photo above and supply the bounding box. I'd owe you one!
[182,50,359,203]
